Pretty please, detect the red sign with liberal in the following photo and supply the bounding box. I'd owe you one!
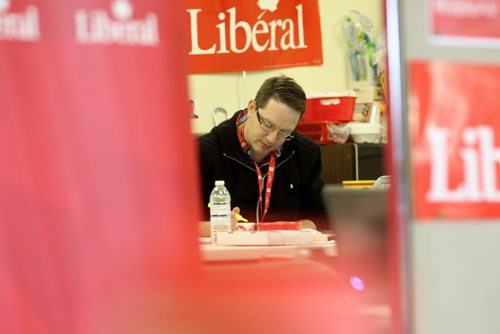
[430,0,500,39]
[410,61,500,220]
[0,0,201,332]
[186,0,323,74]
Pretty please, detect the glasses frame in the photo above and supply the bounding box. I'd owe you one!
[255,108,295,141]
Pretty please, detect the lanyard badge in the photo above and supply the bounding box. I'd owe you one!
[236,111,276,222]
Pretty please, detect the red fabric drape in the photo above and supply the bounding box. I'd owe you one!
[0,1,201,332]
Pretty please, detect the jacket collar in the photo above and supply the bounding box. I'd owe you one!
[213,109,292,162]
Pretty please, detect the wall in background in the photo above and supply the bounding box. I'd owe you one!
[188,0,383,134]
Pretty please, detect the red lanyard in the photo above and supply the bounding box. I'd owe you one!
[253,153,276,223]
[236,112,276,223]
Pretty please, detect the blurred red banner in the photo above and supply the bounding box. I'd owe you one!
[0,0,201,332]
[430,0,500,39]
[186,0,323,73]
[410,61,500,220]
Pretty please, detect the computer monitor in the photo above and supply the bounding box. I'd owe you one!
[323,185,389,307]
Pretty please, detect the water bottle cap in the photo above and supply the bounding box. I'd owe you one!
[215,180,225,186]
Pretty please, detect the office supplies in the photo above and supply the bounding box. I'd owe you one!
[372,175,391,189]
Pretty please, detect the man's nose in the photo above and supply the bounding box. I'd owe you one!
[265,130,280,143]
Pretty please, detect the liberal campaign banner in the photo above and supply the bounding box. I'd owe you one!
[430,0,500,40]
[0,0,200,332]
[186,0,323,73]
[409,61,500,220]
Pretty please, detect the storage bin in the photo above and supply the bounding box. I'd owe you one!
[349,122,381,144]
[303,96,356,122]
[296,121,350,145]
[296,121,334,144]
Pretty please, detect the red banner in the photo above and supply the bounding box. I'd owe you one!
[430,0,500,39]
[186,0,323,74]
[0,0,200,332]
[410,61,500,220]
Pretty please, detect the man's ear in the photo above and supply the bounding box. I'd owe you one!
[247,100,255,113]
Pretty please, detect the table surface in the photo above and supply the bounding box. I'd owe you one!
[200,240,337,262]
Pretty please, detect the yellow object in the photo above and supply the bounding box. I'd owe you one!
[235,214,248,222]
[342,180,376,189]
[207,202,248,222]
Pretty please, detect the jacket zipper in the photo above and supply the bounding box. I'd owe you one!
[222,151,296,174]
[222,153,255,172]
[223,151,296,223]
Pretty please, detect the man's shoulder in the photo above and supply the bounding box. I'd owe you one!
[287,132,322,168]
[198,131,222,157]
[198,131,217,145]
[199,111,240,143]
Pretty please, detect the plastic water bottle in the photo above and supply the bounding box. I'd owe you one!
[210,180,231,243]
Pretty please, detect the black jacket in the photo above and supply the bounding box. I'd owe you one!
[198,110,328,230]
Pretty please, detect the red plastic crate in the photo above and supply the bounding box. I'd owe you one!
[303,96,356,122]
[296,121,333,144]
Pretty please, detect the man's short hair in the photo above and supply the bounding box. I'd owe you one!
[254,75,306,116]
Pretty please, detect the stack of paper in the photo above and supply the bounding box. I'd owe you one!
[215,231,316,246]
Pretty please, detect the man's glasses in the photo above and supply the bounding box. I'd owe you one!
[255,109,295,141]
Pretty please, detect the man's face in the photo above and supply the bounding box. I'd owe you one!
[245,98,301,161]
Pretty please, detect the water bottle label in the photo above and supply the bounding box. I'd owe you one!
[210,202,231,233]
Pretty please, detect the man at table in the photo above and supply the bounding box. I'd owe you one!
[198,75,328,237]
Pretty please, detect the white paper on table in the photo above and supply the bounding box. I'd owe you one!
[215,231,316,246]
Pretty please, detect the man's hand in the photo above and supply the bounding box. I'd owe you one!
[230,207,240,231]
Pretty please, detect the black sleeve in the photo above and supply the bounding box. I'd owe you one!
[298,141,329,231]
[197,133,219,220]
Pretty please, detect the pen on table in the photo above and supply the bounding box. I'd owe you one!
[207,202,248,222]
